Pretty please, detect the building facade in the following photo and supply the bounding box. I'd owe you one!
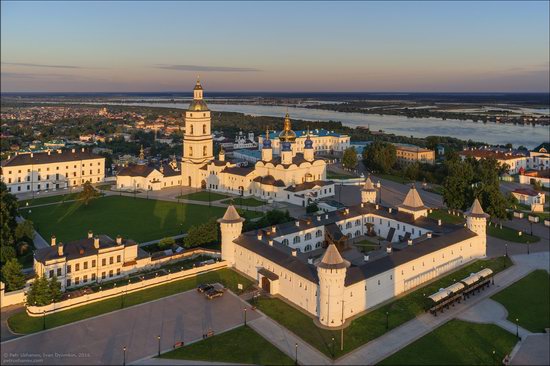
[395,144,436,165]
[258,129,350,155]
[220,184,487,327]
[1,148,105,194]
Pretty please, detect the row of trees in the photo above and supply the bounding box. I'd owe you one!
[26,275,63,306]
[362,141,397,173]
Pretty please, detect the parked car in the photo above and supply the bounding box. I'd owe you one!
[197,284,214,293]
[205,288,224,300]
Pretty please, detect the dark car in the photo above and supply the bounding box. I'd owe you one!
[197,284,214,293]
[205,288,224,300]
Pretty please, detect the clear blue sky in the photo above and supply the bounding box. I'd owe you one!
[1,1,549,92]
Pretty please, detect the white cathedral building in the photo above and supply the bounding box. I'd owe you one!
[117,79,335,206]
[219,179,488,328]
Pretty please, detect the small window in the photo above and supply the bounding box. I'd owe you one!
[75,263,80,271]
[49,270,54,278]
[117,255,121,263]
[102,258,106,266]
[57,268,62,276]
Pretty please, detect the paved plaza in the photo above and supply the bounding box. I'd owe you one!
[1,289,259,365]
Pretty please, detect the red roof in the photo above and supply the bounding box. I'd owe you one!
[512,188,540,197]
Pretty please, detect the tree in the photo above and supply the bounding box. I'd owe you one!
[1,259,26,291]
[15,220,35,241]
[0,182,18,263]
[306,202,319,213]
[363,141,397,173]
[342,147,358,170]
[158,237,175,250]
[184,219,219,248]
[26,276,52,306]
[78,181,100,206]
[442,158,475,210]
[49,276,63,302]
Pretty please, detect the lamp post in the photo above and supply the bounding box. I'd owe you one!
[295,343,298,365]
[243,308,247,326]
[505,243,508,257]
[123,346,126,366]
[492,350,496,366]
[331,336,335,358]
[527,241,530,255]
[157,335,161,357]
[43,310,46,330]
[515,318,519,339]
[385,311,389,330]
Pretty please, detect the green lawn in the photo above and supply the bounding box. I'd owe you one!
[492,270,550,333]
[160,326,294,365]
[18,193,80,207]
[327,171,356,180]
[222,197,266,207]
[487,224,540,243]
[20,195,260,243]
[375,173,413,185]
[252,256,513,358]
[177,191,231,202]
[378,320,518,365]
[428,209,465,225]
[8,268,253,334]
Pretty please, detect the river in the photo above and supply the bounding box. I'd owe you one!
[89,101,549,148]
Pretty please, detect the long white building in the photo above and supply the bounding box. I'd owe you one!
[1,148,105,194]
[219,181,488,327]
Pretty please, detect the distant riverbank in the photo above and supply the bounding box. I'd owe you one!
[82,101,548,149]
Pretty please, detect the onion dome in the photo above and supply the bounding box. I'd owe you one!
[281,141,292,152]
[263,128,272,149]
[304,128,313,149]
[278,113,297,142]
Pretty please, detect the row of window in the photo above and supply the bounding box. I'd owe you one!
[7,170,101,183]
[5,161,102,175]
[7,178,101,192]
[67,268,121,287]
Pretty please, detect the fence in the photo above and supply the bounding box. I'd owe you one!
[26,260,227,317]
[0,283,26,307]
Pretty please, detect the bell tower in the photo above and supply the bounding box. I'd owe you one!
[182,77,213,187]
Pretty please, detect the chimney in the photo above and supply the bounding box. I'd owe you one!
[257,231,263,240]
[268,239,274,246]
[364,255,369,262]
[291,249,298,257]
[438,219,442,226]
[388,208,392,213]
[325,214,328,219]
[271,226,276,233]
[317,216,321,222]
[50,235,56,246]
[307,257,314,264]
[72,148,76,153]
[295,221,300,227]
[94,236,100,249]
[361,203,364,208]
[30,153,34,158]
[427,232,432,238]
[407,239,413,246]
[47,150,51,155]
[116,235,123,245]
[81,147,85,152]
[375,204,379,210]
[386,245,392,254]
[344,208,349,215]
[88,230,93,239]
[57,242,64,256]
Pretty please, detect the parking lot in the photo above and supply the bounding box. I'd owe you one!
[1,286,260,365]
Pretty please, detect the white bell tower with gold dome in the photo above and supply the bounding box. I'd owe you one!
[182,77,214,188]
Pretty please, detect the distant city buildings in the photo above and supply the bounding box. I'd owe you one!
[1,148,106,194]
[258,128,350,155]
[395,144,436,165]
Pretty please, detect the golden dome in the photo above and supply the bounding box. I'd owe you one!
[188,99,209,111]
[278,113,296,142]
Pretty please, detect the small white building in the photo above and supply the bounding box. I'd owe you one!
[511,188,546,211]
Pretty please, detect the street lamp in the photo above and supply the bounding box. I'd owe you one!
[243,308,247,326]
[157,335,161,357]
[505,243,508,257]
[492,350,496,366]
[331,336,335,358]
[295,343,298,365]
[515,318,520,339]
[386,311,389,330]
[43,310,46,330]
[123,346,126,366]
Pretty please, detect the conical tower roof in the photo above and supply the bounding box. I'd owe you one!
[362,176,376,192]
[317,244,349,270]
[217,205,245,224]
[399,184,427,210]
[466,198,489,218]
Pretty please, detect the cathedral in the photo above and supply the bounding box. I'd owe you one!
[180,79,335,206]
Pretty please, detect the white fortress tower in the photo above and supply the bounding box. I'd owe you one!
[466,198,489,255]
[317,244,349,327]
[218,205,245,266]
[361,176,377,204]
[182,78,214,187]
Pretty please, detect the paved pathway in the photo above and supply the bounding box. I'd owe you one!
[249,314,332,365]
[334,252,549,365]
[0,304,24,342]
[1,290,259,365]
[133,359,248,365]
[510,333,550,365]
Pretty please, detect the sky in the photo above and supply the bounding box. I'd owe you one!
[1,1,549,93]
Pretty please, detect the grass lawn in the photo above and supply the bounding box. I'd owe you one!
[252,256,513,358]
[18,192,80,207]
[8,268,253,334]
[487,224,540,243]
[20,195,259,243]
[159,326,294,365]
[492,270,550,333]
[177,191,231,202]
[375,173,413,185]
[427,209,465,225]
[327,171,356,180]
[378,320,518,365]
[222,197,266,207]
